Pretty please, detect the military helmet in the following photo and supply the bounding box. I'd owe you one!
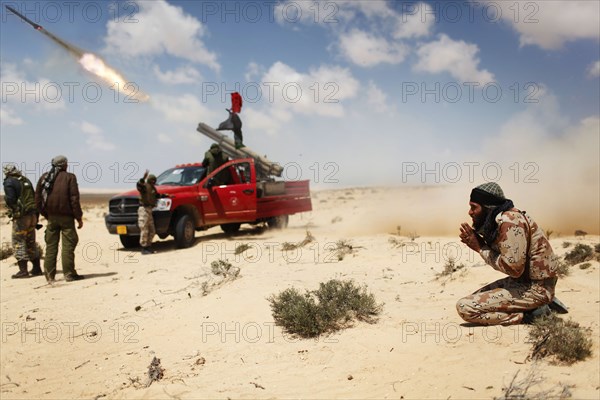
[147,174,157,183]
[2,163,20,176]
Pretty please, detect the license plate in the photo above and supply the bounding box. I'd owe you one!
[117,225,127,234]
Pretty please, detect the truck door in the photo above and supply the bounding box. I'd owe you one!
[203,160,257,224]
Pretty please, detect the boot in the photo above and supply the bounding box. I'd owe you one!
[522,304,551,324]
[12,260,30,279]
[30,259,43,276]
[141,246,155,255]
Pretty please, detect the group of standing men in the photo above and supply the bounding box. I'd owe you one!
[3,155,84,283]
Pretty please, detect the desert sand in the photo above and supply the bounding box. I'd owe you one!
[1,187,598,399]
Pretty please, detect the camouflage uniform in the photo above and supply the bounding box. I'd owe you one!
[3,165,41,278]
[137,175,162,252]
[457,210,558,325]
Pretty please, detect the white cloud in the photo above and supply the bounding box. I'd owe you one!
[244,61,360,135]
[0,107,23,126]
[73,121,116,151]
[104,0,219,71]
[587,60,600,79]
[338,29,410,67]
[0,62,66,111]
[274,1,432,68]
[393,3,435,39]
[485,0,600,50]
[151,93,215,126]
[153,65,201,84]
[245,62,264,82]
[366,81,391,112]
[414,34,494,84]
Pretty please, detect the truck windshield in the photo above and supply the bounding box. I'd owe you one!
[156,166,206,186]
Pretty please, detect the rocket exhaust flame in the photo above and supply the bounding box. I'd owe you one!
[5,5,149,102]
[79,54,150,102]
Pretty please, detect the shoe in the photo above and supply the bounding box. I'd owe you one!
[549,297,569,314]
[141,247,155,255]
[522,304,551,324]
[12,260,30,279]
[30,259,43,276]
[11,270,30,279]
[65,274,84,282]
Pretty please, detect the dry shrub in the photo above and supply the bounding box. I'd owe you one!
[0,242,14,260]
[579,262,592,270]
[528,314,593,365]
[281,231,315,251]
[210,259,239,278]
[555,259,570,277]
[333,239,356,261]
[562,241,571,249]
[269,279,383,338]
[496,365,573,400]
[234,243,251,255]
[564,243,593,266]
[437,258,465,277]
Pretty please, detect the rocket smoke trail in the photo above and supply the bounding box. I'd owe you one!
[5,5,149,102]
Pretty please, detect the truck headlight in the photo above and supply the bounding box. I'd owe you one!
[154,198,172,211]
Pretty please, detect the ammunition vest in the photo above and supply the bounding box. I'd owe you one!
[9,176,36,219]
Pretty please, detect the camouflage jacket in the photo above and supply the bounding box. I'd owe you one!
[479,209,557,281]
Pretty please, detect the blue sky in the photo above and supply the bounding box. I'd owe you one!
[1,0,599,207]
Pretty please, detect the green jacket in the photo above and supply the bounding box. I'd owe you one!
[3,175,36,219]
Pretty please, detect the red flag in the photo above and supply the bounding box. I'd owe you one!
[231,92,242,113]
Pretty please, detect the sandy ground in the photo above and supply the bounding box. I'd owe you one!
[0,187,598,399]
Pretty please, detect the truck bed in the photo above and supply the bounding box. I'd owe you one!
[256,180,312,219]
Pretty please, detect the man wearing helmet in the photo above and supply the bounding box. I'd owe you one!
[3,163,42,279]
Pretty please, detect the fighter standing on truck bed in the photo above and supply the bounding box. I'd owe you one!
[137,170,169,255]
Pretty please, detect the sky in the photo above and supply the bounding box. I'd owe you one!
[1,1,599,230]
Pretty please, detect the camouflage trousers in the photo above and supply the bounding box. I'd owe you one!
[12,213,39,262]
[138,206,155,248]
[456,277,555,325]
[44,215,79,279]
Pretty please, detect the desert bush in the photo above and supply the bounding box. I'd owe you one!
[528,314,593,365]
[388,236,406,248]
[268,279,383,338]
[555,259,570,277]
[210,259,239,278]
[0,242,14,260]
[437,258,466,277]
[545,229,554,239]
[496,365,573,400]
[579,262,592,270]
[333,239,356,261]
[234,243,251,255]
[562,242,571,249]
[564,244,593,266]
[281,231,315,251]
[407,232,419,241]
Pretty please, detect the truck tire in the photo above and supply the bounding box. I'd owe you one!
[120,235,140,249]
[221,223,241,234]
[268,215,289,230]
[174,214,195,248]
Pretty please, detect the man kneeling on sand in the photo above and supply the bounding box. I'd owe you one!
[456,182,566,325]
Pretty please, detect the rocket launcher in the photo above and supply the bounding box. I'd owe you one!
[196,122,284,179]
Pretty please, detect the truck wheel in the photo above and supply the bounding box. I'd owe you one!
[268,215,289,230]
[221,223,241,234]
[119,235,140,249]
[174,214,195,248]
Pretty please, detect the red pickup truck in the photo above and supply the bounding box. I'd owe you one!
[105,158,312,248]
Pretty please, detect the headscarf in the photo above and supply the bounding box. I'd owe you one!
[470,182,514,245]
